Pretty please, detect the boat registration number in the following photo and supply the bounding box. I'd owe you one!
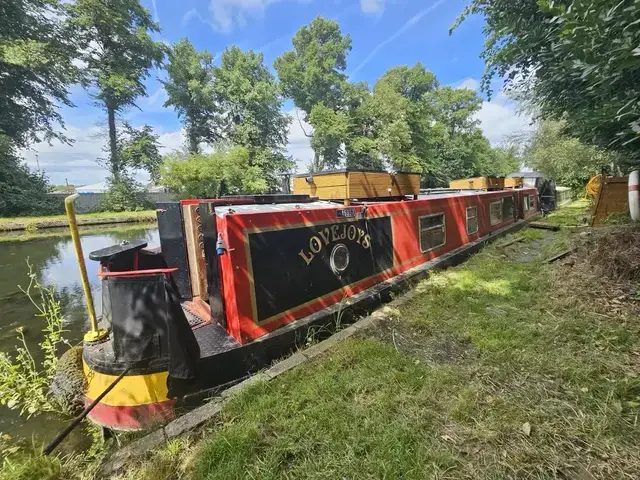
[336,208,356,218]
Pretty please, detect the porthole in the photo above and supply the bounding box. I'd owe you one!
[330,244,350,275]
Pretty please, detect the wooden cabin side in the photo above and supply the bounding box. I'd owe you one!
[216,188,538,344]
[292,172,349,199]
[293,170,420,200]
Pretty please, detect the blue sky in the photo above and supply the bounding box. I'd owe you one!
[23,0,532,186]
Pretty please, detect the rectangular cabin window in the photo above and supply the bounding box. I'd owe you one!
[502,196,515,220]
[419,213,446,253]
[489,201,502,226]
[525,194,534,211]
[466,206,478,235]
[523,194,530,212]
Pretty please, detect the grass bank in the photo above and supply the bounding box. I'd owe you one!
[5,200,640,479]
[0,211,156,232]
[0,222,157,243]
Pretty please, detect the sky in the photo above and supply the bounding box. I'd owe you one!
[22,0,533,186]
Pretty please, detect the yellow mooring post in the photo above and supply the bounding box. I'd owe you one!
[65,194,108,343]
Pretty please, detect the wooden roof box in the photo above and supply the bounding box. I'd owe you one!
[449,176,505,190]
[293,169,421,200]
[504,177,524,188]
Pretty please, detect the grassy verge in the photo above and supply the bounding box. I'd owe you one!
[543,197,591,226]
[0,211,156,232]
[5,201,640,479]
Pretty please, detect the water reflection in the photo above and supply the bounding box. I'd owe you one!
[0,225,158,442]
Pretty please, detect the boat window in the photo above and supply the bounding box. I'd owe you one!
[490,201,502,226]
[525,194,534,211]
[419,213,446,253]
[502,196,515,220]
[523,194,530,212]
[466,206,478,235]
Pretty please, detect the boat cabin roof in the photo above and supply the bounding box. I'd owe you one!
[214,201,339,217]
[212,188,527,217]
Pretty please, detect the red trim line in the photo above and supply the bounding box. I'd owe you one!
[86,398,176,430]
[629,184,639,192]
[98,268,178,278]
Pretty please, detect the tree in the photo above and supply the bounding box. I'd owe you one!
[343,82,382,170]
[453,0,640,164]
[160,147,268,199]
[0,135,59,216]
[274,17,351,115]
[370,64,440,175]
[275,17,352,169]
[488,144,520,177]
[118,123,162,183]
[214,46,292,189]
[162,38,219,154]
[0,0,77,148]
[66,0,165,180]
[523,120,621,192]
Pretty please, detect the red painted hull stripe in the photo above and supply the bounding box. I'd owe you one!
[86,398,176,430]
[629,184,639,191]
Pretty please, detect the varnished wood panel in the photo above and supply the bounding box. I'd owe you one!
[294,171,419,199]
[450,177,505,190]
[182,204,208,300]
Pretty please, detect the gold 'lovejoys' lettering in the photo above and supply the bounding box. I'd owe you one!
[298,223,372,266]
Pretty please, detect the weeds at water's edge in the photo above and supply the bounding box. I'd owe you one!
[0,261,71,418]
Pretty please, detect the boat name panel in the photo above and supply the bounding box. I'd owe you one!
[248,217,393,322]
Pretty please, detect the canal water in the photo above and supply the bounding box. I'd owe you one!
[0,224,159,447]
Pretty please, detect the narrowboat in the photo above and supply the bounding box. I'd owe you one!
[74,170,539,430]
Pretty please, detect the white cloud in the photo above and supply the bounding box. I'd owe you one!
[184,0,308,33]
[454,77,480,91]
[476,92,534,145]
[19,124,191,186]
[150,0,160,23]
[285,109,314,172]
[360,0,385,14]
[454,77,534,145]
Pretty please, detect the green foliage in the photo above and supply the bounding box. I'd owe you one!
[277,22,509,183]
[487,144,520,176]
[308,103,349,171]
[216,47,289,153]
[162,38,220,153]
[99,174,151,212]
[0,0,78,147]
[275,17,353,169]
[214,46,293,188]
[454,0,640,164]
[164,43,293,188]
[117,123,162,183]
[160,147,268,199]
[524,120,621,192]
[0,263,70,418]
[0,450,62,480]
[274,17,352,115]
[0,135,61,216]
[66,0,166,175]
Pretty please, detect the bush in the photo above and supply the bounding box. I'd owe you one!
[0,135,61,216]
[160,146,268,199]
[98,175,152,212]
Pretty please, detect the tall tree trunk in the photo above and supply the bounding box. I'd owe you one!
[187,126,199,154]
[107,106,119,180]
